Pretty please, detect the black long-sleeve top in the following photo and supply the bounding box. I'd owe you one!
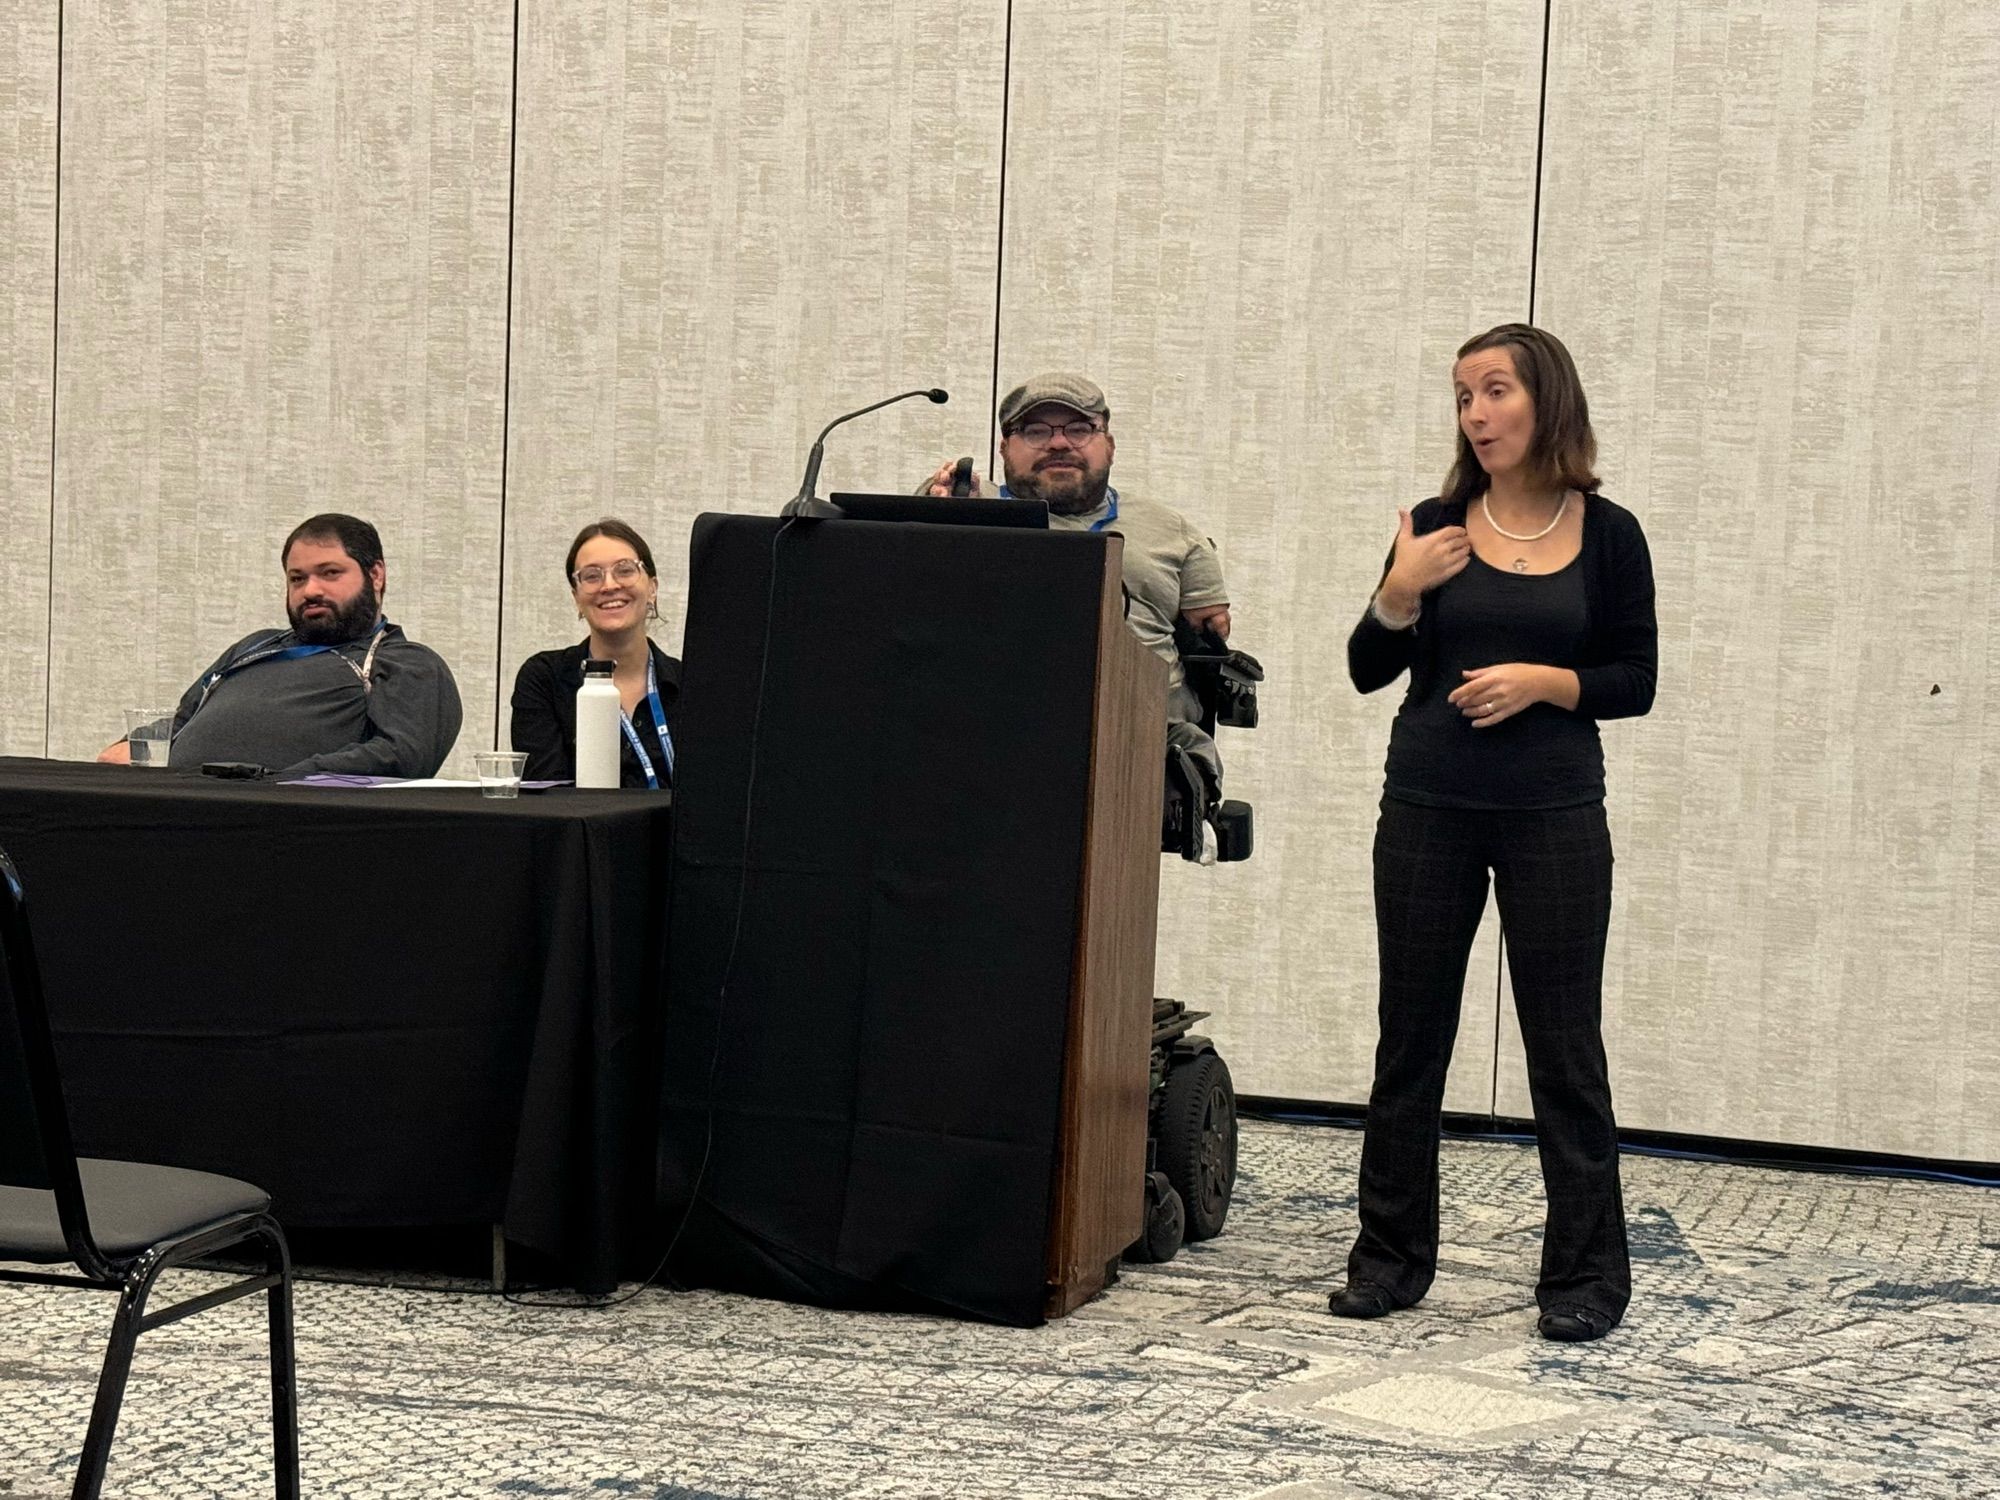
[1348,493,1658,808]
[510,640,681,788]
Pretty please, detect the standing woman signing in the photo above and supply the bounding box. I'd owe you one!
[1331,324,1657,1343]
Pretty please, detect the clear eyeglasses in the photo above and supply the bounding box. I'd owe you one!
[572,559,648,591]
[1013,419,1104,448]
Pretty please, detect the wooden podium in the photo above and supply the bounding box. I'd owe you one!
[657,513,1165,1325]
[1043,533,1170,1317]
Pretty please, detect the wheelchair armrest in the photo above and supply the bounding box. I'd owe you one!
[1210,649,1265,684]
[1172,621,1264,733]
[1174,623,1264,677]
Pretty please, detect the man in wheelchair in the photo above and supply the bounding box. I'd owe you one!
[917,372,1258,863]
[918,372,1262,1265]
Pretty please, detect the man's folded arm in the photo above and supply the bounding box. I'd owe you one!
[280,648,464,779]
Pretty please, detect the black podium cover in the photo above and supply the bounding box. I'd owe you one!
[659,514,1119,1325]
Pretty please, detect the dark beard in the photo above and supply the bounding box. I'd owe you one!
[1005,461,1112,517]
[289,577,380,644]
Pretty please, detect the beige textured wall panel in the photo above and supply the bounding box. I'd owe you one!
[50,1,512,769]
[0,2,57,756]
[1005,0,1547,1111]
[500,0,1004,703]
[1521,0,2000,1158]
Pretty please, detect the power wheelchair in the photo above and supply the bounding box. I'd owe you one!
[1127,621,1264,1264]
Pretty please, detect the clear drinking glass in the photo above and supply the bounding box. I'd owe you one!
[475,750,527,798]
[124,709,174,768]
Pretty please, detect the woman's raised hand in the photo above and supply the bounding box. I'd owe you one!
[1377,508,1470,618]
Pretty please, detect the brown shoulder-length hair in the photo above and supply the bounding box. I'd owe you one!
[1442,323,1599,507]
[563,517,658,587]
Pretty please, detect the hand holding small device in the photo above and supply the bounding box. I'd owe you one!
[921,457,985,498]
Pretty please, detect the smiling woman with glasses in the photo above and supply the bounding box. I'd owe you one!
[508,518,681,789]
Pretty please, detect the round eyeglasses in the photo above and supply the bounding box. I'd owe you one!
[1012,419,1104,448]
[572,559,648,591]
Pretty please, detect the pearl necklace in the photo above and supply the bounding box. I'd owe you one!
[1482,491,1569,542]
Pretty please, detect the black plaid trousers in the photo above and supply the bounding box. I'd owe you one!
[1346,794,1629,1320]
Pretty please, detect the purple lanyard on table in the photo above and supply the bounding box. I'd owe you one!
[616,654,674,789]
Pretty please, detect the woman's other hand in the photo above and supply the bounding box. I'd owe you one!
[1449,663,1581,727]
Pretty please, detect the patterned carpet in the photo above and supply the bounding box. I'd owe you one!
[4,1120,1998,1499]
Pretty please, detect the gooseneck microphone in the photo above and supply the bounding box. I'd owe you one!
[780,387,949,517]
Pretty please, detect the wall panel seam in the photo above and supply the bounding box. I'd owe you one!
[42,0,66,760]
[491,0,524,753]
[1527,0,1554,324]
[1483,0,1559,1118]
[985,0,1015,473]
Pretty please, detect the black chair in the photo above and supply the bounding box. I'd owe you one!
[0,848,299,1500]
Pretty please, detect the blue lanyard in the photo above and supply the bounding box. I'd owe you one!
[615,654,674,790]
[196,620,387,713]
[277,618,386,660]
[998,483,1120,531]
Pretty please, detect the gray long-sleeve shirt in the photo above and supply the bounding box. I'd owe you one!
[168,623,462,778]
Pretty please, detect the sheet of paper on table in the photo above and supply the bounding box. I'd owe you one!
[284,774,573,791]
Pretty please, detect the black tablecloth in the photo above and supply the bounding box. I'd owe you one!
[0,758,672,1292]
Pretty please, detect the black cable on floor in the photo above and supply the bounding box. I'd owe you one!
[503,516,803,1313]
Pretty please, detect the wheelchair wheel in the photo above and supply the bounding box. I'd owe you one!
[1124,1171,1185,1264]
[1156,1051,1236,1241]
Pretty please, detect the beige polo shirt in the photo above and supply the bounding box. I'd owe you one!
[912,473,1231,721]
[1056,488,1229,721]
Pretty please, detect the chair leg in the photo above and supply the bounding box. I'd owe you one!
[262,1221,301,1499]
[70,1269,157,1500]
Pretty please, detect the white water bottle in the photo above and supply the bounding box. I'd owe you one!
[574,659,622,789]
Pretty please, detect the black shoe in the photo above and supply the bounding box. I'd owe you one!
[1537,1305,1616,1343]
[1327,1280,1398,1319]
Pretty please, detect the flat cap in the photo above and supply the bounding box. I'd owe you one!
[997,372,1110,432]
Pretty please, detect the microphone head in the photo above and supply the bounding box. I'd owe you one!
[926,388,949,403]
